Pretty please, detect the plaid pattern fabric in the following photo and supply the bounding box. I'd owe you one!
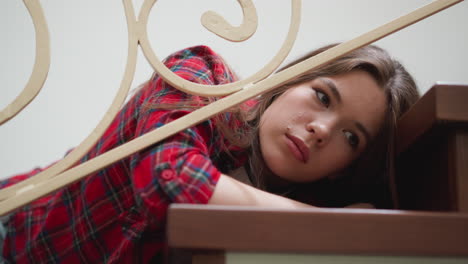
[1,46,248,263]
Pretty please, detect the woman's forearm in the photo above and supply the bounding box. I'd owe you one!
[208,174,315,209]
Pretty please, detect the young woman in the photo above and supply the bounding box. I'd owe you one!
[0,44,419,263]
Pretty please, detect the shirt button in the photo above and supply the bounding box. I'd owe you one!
[161,169,175,180]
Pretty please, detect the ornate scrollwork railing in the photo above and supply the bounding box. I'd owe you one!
[0,0,464,215]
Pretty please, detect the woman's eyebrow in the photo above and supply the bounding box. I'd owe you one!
[318,77,342,103]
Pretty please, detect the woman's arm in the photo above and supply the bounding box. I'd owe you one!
[209,174,316,209]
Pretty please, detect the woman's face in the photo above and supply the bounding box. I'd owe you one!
[259,70,387,184]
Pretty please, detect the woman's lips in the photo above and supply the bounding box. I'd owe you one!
[285,134,310,163]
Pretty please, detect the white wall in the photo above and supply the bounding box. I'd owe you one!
[1,0,467,178]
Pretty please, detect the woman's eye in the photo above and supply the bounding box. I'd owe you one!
[315,89,330,107]
[344,130,359,149]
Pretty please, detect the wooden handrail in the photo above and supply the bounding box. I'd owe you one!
[167,204,468,256]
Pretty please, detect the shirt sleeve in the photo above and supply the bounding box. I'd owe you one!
[0,168,42,189]
[0,161,59,189]
[130,46,237,220]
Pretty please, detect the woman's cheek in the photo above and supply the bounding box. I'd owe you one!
[321,142,353,173]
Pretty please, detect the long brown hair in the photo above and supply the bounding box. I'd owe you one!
[243,43,419,208]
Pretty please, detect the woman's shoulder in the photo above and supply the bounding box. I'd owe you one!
[160,45,238,86]
[134,45,238,106]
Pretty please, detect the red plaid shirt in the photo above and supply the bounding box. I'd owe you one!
[1,46,249,263]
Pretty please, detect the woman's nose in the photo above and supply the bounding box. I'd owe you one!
[306,120,332,147]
